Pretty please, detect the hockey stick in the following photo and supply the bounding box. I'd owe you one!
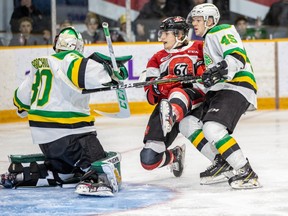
[82,75,202,94]
[94,22,131,118]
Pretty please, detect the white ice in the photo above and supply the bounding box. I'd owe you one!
[1,110,288,216]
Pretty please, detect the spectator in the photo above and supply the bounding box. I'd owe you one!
[134,0,179,41]
[252,17,268,39]
[41,29,52,45]
[111,14,135,42]
[182,0,207,40]
[56,19,73,35]
[234,16,250,39]
[9,17,41,46]
[213,0,231,22]
[60,19,72,29]
[234,16,267,40]
[57,19,73,34]
[263,0,288,27]
[81,12,105,44]
[178,0,206,18]
[263,0,288,38]
[10,0,45,34]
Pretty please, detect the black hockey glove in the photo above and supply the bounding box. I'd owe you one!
[202,60,228,88]
[181,80,194,88]
[151,74,182,97]
[88,52,132,81]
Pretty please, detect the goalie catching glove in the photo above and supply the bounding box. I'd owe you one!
[89,52,132,83]
[202,60,228,88]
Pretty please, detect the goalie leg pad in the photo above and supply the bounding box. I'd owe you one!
[90,151,122,192]
[5,154,49,187]
[2,154,86,188]
[75,152,122,196]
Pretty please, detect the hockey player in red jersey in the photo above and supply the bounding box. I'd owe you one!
[140,16,206,177]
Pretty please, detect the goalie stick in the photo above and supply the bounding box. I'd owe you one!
[94,22,131,118]
[82,76,202,94]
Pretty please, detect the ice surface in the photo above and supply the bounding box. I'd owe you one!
[1,110,288,216]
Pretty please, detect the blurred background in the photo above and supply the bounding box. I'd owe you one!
[0,0,287,46]
[1,0,288,123]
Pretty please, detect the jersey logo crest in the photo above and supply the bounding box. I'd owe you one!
[204,54,213,66]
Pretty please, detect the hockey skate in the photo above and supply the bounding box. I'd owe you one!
[200,154,234,185]
[170,144,186,177]
[228,161,261,189]
[75,180,114,197]
[75,153,121,197]
[160,99,176,136]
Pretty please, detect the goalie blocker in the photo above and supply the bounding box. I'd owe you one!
[0,152,122,194]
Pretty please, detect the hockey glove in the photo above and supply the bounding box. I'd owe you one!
[181,80,194,88]
[144,75,182,105]
[89,52,132,81]
[153,74,182,97]
[202,60,228,88]
[195,60,205,76]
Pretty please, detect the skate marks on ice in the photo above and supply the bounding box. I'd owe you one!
[1,111,288,215]
[0,183,175,215]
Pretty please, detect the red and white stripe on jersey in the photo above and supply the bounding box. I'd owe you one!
[146,40,204,78]
[145,40,204,104]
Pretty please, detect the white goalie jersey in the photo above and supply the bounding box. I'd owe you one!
[13,50,112,144]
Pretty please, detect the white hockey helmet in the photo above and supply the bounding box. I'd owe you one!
[53,26,84,54]
[187,3,220,35]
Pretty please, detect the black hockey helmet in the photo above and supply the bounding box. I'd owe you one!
[159,16,190,36]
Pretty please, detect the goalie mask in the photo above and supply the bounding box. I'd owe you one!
[53,26,84,54]
[186,3,220,37]
[158,16,190,49]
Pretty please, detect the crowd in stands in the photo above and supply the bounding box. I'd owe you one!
[0,0,287,47]
[234,16,268,40]
[7,0,51,46]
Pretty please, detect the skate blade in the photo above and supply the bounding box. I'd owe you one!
[75,184,114,197]
[75,190,114,197]
[230,178,262,189]
[200,171,234,185]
